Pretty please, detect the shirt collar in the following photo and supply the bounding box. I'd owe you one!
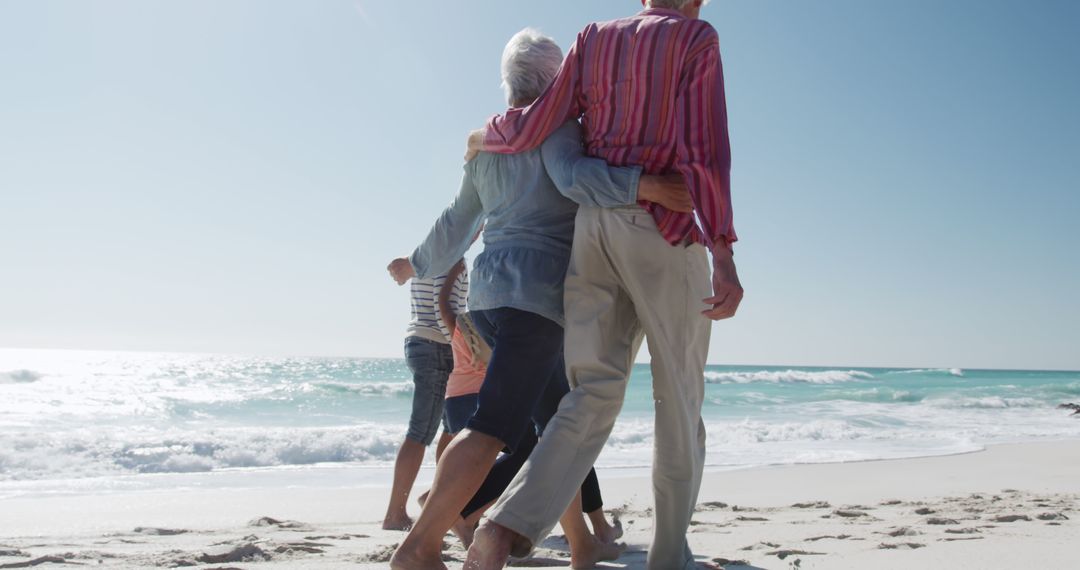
[640,7,686,19]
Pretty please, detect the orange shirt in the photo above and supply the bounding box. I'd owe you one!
[446,327,487,398]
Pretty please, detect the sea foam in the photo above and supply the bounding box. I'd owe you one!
[0,425,404,482]
[704,369,873,384]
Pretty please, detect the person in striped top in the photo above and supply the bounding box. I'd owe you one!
[382,261,467,531]
[467,2,743,569]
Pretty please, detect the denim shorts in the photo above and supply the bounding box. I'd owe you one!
[442,393,479,435]
[404,336,454,445]
[466,307,567,453]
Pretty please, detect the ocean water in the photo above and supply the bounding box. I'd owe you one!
[2,348,1079,497]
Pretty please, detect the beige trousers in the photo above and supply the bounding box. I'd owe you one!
[487,205,712,570]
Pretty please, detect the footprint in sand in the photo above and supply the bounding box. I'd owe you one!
[248,516,309,529]
[196,543,271,564]
[792,501,831,509]
[943,527,981,535]
[133,527,190,536]
[992,515,1032,523]
[357,543,397,563]
[880,527,920,537]
[805,534,852,542]
[0,555,68,569]
[766,549,824,560]
[739,541,780,551]
[878,542,925,550]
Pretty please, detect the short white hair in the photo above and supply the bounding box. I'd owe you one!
[501,28,564,107]
[647,0,710,9]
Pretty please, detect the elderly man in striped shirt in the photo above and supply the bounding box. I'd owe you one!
[465,1,742,569]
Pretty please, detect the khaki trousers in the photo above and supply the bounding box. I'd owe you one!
[488,205,712,570]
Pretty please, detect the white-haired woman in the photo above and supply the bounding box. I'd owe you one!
[387,28,689,570]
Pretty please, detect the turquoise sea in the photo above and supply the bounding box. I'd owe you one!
[2,348,1078,497]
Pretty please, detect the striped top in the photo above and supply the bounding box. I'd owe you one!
[483,7,735,250]
[405,269,468,344]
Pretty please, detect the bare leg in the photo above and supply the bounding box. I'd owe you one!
[383,437,425,530]
[453,500,492,549]
[390,429,505,570]
[419,492,485,550]
[587,508,622,543]
[435,431,454,463]
[560,492,625,569]
[413,431,456,509]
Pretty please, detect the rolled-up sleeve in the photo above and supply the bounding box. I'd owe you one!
[675,25,736,249]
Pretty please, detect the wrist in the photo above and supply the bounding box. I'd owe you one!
[636,176,653,203]
[711,239,733,256]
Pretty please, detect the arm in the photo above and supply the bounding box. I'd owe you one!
[541,121,694,212]
[540,121,641,208]
[409,166,485,280]
[676,25,742,320]
[476,29,587,155]
[675,25,736,251]
[437,259,466,336]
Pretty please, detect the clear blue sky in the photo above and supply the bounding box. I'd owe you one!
[1,0,1078,369]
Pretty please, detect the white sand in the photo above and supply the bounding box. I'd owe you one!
[1,441,1078,569]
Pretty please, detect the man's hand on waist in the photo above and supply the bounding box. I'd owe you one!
[638,173,693,213]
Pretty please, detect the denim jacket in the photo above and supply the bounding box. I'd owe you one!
[409,120,641,327]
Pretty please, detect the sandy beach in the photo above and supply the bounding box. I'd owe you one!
[2,440,1078,569]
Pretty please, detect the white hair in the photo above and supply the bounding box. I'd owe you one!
[646,0,709,9]
[501,28,564,107]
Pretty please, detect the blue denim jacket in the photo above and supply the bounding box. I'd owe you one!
[410,120,641,327]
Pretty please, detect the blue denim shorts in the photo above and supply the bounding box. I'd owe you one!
[403,336,454,445]
[466,307,567,453]
[442,393,479,435]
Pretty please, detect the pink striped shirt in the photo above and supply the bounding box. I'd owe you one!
[483,8,735,249]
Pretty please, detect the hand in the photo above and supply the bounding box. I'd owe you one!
[638,173,693,213]
[702,244,742,320]
[464,128,485,162]
[444,312,457,337]
[387,257,415,285]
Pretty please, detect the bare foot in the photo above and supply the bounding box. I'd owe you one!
[452,518,477,549]
[389,543,448,570]
[570,535,625,569]
[383,514,414,531]
[594,517,623,543]
[464,522,518,570]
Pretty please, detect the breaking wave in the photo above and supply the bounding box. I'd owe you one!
[0,425,403,482]
[705,369,874,385]
[303,381,413,397]
[889,368,965,377]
